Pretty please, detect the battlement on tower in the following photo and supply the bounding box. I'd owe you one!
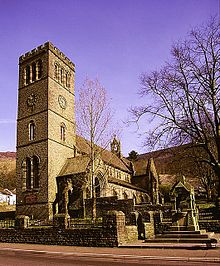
[19,42,75,70]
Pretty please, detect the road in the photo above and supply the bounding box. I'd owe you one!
[0,243,219,266]
[0,252,219,266]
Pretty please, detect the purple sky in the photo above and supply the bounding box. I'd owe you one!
[0,0,218,155]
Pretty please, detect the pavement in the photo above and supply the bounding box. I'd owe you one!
[120,239,220,249]
[0,242,219,264]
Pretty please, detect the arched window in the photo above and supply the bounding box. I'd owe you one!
[113,189,118,197]
[65,72,68,87]
[60,123,66,141]
[23,68,26,86]
[25,65,30,84]
[109,167,112,176]
[21,160,27,191]
[29,120,35,141]
[123,191,128,200]
[140,195,145,203]
[133,194,137,205]
[22,156,40,191]
[32,62,36,82]
[95,177,100,198]
[60,68,64,84]
[37,59,42,79]
[26,157,32,190]
[24,60,42,85]
[65,72,71,88]
[68,73,71,88]
[33,156,40,189]
[54,63,59,80]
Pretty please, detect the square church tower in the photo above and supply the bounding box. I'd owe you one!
[16,42,76,220]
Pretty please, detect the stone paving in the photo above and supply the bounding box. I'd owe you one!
[0,242,219,260]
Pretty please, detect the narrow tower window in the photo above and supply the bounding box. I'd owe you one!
[60,68,64,84]
[33,155,40,189]
[22,156,40,191]
[113,189,118,197]
[25,65,31,84]
[67,73,70,88]
[55,63,59,80]
[23,69,27,86]
[37,59,42,79]
[26,157,32,190]
[65,72,68,88]
[29,120,35,141]
[133,194,137,205]
[32,62,36,82]
[60,123,66,141]
[123,191,128,199]
[21,160,27,191]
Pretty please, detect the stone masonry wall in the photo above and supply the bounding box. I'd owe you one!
[199,220,220,232]
[85,197,135,219]
[0,227,118,247]
[0,210,137,247]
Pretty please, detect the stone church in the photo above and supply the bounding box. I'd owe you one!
[16,42,159,220]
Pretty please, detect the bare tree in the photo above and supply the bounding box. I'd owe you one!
[130,18,220,199]
[163,146,218,201]
[76,78,115,219]
[196,161,217,201]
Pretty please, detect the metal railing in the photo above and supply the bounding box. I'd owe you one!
[69,218,103,229]
[0,219,15,228]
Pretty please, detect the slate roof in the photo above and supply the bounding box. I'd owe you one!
[108,177,148,193]
[132,159,147,176]
[76,135,131,173]
[59,156,90,176]
[131,148,174,176]
[159,174,177,186]
[58,135,132,177]
[131,157,158,178]
[0,188,15,196]
[171,176,194,193]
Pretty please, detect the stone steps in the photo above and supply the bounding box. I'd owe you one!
[145,230,217,248]
[163,230,201,234]
[145,238,214,244]
[156,233,208,239]
[168,226,197,231]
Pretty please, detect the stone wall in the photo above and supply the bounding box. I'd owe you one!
[0,210,138,247]
[0,211,15,220]
[103,210,138,244]
[85,197,135,218]
[126,225,138,242]
[198,207,220,233]
[199,220,220,233]
[143,211,155,239]
[0,227,117,247]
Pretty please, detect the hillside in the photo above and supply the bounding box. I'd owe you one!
[0,152,16,160]
[131,145,203,191]
[0,152,16,190]
[0,149,205,193]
